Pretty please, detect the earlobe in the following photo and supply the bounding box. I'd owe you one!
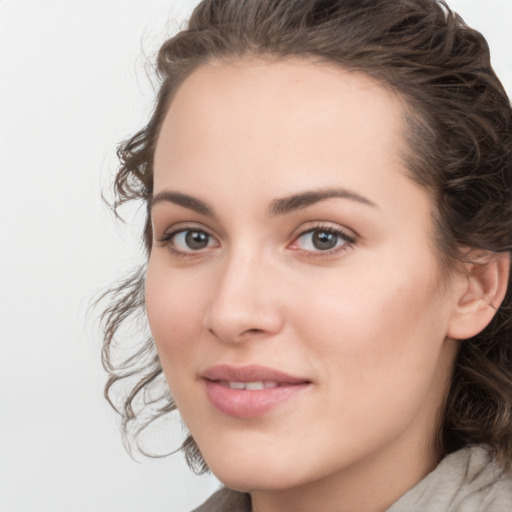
[447,251,510,340]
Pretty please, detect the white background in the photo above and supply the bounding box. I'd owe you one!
[0,1,511,511]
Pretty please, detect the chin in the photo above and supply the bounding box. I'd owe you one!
[213,470,297,494]
[201,447,321,493]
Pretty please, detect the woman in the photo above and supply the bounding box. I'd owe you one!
[101,0,512,510]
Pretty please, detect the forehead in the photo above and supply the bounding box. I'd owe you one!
[154,57,412,204]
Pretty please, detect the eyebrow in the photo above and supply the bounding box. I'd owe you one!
[269,188,377,216]
[150,191,214,216]
[149,187,377,217]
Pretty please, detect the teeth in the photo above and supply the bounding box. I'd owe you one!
[228,381,246,390]
[227,381,279,390]
[245,382,265,390]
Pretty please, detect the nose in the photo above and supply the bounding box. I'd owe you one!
[203,251,284,344]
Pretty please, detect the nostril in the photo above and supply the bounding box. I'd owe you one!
[244,328,264,335]
[208,326,267,343]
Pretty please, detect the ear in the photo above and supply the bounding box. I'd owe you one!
[447,251,510,340]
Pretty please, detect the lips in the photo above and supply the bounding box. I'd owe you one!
[201,365,311,418]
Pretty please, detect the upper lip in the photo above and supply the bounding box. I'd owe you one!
[201,365,310,384]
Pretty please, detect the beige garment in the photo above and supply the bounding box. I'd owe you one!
[387,445,512,511]
[192,445,512,511]
[192,487,250,512]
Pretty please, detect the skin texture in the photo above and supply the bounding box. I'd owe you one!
[146,58,478,512]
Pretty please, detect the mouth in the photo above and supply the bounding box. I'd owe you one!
[201,365,311,418]
[217,380,281,390]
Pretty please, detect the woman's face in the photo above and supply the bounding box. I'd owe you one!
[146,59,462,503]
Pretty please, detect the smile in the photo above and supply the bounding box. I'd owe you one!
[201,365,311,418]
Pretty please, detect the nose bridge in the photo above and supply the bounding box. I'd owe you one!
[205,243,282,342]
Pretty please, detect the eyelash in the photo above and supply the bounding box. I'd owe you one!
[290,224,356,257]
[156,224,217,258]
[156,223,356,258]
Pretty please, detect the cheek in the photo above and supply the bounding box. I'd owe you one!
[289,266,454,452]
[145,256,207,368]
[293,258,450,390]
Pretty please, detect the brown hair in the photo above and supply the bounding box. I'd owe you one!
[100,0,512,472]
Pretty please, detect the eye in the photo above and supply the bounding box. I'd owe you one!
[291,226,354,253]
[159,228,218,254]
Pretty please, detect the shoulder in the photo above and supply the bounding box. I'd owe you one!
[191,488,251,512]
[387,445,512,512]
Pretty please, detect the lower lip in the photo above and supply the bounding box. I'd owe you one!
[204,380,309,418]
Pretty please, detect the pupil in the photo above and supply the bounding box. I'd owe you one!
[185,231,209,249]
[313,231,337,250]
